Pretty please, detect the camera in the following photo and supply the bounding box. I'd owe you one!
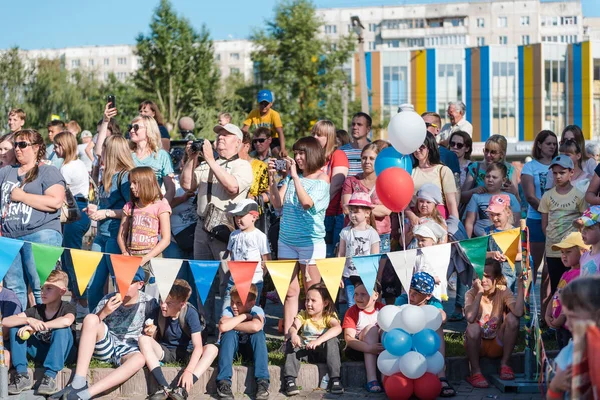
[274,159,287,171]
[190,139,206,153]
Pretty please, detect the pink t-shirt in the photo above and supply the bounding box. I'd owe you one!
[552,268,580,320]
[342,302,385,336]
[342,175,391,235]
[123,198,172,255]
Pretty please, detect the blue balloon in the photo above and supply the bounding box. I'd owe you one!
[381,331,387,344]
[374,147,413,176]
[383,328,413,357]
[412,328,441,357]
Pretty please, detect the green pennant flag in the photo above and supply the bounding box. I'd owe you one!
[31,243,64,285]
[458,236,488,279]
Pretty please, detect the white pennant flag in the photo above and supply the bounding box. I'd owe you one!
[387,249,418,296]
[150,258,183,301]
[419,244,452,301]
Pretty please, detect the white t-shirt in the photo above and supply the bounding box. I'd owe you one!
[77,143,94,172]
[60,159,90,198]
[227,228,270,283]
[339,226,380,278]
[521,159,550,219]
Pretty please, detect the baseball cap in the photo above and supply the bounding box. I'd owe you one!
[551,231,589,251]
[581,206,600,227]
[413,221,446,243]
[486,194,511,214]
[416,184,443,205]
[257,90,273,104]
[411,271,435,295]
[213,124,243,140]
[229,199,259,216]
[345,192,375,208]
[81,130,92,138]
[132,267,146,283]
[549,155,574,170]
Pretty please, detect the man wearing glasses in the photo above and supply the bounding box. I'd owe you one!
[242,90,286,156]
[249,127,273,163]
[439,101,473,144]
[422,112,460,175]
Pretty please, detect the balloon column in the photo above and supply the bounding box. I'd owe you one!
[376,305,444,400]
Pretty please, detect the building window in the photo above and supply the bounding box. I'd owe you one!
[450,18,463,27]
[117,57,127,65]
[562,16,576,25]
[429,19,442,28]
[368,23,377,32]
[477,18,485,28]
[520,16,530,26]
[230,67,240,74]
[477,37,485,46]
[324,24,337,34]
[498,36,508,45]
[368,41,376,50]
[88,59,94,67]
[71,59,80,68]
[215,54,221,61]
[116,72,127,80]
[497,17,507,27]
[104,58,109,66]
[521,35,530,45]
[230,53,240,60]
[330,43,337,51]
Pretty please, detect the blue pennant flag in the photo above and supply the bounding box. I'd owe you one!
[188,260,221,305]
[0,237,24,283]
[352,254,382,296]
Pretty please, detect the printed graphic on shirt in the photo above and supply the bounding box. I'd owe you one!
[1,180,33,225]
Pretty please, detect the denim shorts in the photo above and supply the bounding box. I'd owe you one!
[278,240,326,265]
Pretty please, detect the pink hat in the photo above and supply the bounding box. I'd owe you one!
[345,192,375,209]
[486,194,511,214]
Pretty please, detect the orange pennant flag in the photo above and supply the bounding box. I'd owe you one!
[228,261,259,305]
[70,249,103,296]
[109,254,143,299]
[265,260,297,302]
[491,228,520,270]
[315,257,346,301]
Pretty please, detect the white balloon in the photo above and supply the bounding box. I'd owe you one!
[377,350,401,376]
[399,351,427,379]
[377,305,401,332]
[399,305,426,334]
[426,352,445,375]
[388,111,427,155]
[422,304,443,331]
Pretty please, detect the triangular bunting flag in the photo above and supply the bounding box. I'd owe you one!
[31,243,64,285]
[420,244,452,301]
[188,260,221,305]
[491,228,520,270]
[388,249,418,297]
[151,258,183,301]
[0,237,24,283]
[228,261,259,305]
[352,255,382,296]
[109,255,142,299]
[459,236,489,279]
[315,257,346,301]
[70,249,103,296]
[265,260,297,303]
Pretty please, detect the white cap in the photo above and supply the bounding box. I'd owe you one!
[228,199,259,216]
[213,123,243,140]
[81,130,92,138]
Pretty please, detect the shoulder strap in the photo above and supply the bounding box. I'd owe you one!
[127,202,135,251]
[206,154,239,203]
[438,165,446,200]
[179,303,190,337]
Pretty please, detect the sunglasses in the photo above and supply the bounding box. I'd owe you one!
[252,138,267,143]
[128,124,143,132]
[14,141,33,149]
[425,122,438,128]
[449,140,465,149]
[484,148,500,156]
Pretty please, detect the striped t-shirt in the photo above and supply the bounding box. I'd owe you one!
[340,143,365,177]
[279,176,330,247]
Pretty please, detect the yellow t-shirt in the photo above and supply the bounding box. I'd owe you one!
[296,310,338,344]
[243,109,283,138]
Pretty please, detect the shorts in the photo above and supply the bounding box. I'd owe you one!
[278,240,326,265]
[526,218,545,243]
[344,346,364,361]
[480,337,504,359]
[94,323,139,366]
[159,344,192,364]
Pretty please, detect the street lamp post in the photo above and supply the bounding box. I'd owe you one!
[351,16,370,115]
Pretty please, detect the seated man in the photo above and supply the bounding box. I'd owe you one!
[5,271,76,396]
[465,258,524,388]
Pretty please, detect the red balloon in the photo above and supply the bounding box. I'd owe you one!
[384,372,413,400]
[382,375,389,386]
[375,167,414,212]
[413,372,442,400]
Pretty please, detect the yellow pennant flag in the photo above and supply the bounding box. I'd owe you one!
[265,260,298,303]
[491,228,521,270]
[315,257,346,301]
[70,249,103,296]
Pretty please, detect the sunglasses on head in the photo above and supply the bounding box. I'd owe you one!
[560,138,580,150]
[253,138,267,143]
[449,140,465,149]
[14,141,33,149]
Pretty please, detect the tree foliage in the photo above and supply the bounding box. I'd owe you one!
[0,48,27,130]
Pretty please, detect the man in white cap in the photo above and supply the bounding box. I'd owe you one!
[180,123,253,333]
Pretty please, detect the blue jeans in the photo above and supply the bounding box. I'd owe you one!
[62,200,91,299]
[10,327,75,378]
[216,329,269,383]
[343,277,355,308]
[454,276,470,309]
[87,234,120,311]
[5,229,63,308]
[325,214,345,257]
[221,278,263,315]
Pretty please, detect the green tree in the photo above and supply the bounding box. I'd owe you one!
[0,48,28,131]
[250,0,355,139]
[134,0,220,127]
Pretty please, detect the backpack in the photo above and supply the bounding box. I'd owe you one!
[156,302,206,340]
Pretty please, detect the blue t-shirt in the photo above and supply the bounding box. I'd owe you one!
[98,171,131,237]
[160,306,203,350]
[340,143,364,177]
[222,305,265,344]
[0,287,22,318]
[132,149,174,187]
[466,192,520,237]
[159,125,170,140]
[395,293,443,309]
[439,146,460,175]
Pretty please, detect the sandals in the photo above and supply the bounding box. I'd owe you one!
[439,378,456,397]
[448,311,465,322]
[500,365,515,380]
[466,373,489,388]
[365,380,382,393]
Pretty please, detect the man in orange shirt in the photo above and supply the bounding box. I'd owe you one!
[242,90,285,156]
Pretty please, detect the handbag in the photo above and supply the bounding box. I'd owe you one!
[174,222,197,251]
[60,186,82,224]
[202,167,236,243]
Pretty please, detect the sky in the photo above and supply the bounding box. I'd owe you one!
[1,0,599,50]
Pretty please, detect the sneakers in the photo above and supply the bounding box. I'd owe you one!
[255,379,270,400]
[169,386,188,400]
[8,373,33,395]
[284,378,299,396]
[49,382,88,400]
[216,380,234,400]
[148,386,171,400]
[37,375,58,395]
[329,378,344,394]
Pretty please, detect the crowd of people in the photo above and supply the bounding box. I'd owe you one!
[0,93,598,400]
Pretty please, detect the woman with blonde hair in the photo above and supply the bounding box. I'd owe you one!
[139,99,171,151]
[312,120,349,256]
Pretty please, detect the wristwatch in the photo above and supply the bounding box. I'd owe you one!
[105,209,110,219]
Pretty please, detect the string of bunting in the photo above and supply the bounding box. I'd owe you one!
[0,228,521,305]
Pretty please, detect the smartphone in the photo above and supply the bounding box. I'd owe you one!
[107,94,116,109]
[274,159,287,171]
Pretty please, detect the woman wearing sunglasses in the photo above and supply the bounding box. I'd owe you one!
[448,130,473,187]
[0,129,65,308]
